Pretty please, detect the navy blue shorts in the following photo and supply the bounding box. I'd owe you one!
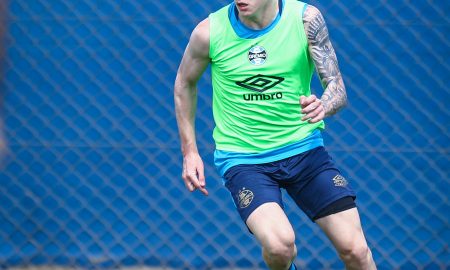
[223,146,356,222]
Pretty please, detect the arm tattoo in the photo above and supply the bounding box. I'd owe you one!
[303,6,347,117]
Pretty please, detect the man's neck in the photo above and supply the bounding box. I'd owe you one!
[238,0,279,30]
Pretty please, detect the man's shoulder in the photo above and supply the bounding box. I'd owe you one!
[302,4,322,23]
[191,18,210,46]
[194,18,209,34]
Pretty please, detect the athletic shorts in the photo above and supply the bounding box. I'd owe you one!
[223,146,356,223]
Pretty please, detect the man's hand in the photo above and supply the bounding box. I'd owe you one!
[182,152,208,196]
[300,95,325,123]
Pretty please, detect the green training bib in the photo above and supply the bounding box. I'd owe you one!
[209,0,324,153]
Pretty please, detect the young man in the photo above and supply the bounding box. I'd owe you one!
[174,0,377,269]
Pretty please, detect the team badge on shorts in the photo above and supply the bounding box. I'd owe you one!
[237,188,254,208]
[248,45,267,65]
[333,174,348,187]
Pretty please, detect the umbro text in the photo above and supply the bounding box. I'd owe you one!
[243,92,283,101]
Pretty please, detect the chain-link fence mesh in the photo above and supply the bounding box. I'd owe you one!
[0,0,448,269]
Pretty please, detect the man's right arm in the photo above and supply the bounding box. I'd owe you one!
[174,18,210,195]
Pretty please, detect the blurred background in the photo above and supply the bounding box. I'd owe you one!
[0,0,448,269]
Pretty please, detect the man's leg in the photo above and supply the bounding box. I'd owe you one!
[246,202,297,270]
[315,208,376,270]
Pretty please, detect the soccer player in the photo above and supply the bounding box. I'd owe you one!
[174,0,377,269]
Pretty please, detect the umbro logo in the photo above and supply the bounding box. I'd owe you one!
[333,175,348,187]
[235,74,285,93]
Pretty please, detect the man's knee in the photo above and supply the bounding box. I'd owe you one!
[267,237,296,258]
[264,232,297,265]
[338,241,370,264]
[246,203,297,267]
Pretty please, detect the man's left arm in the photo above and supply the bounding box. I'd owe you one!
[301,5,347,123]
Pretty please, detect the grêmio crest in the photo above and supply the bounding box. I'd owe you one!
[248,45,267,65]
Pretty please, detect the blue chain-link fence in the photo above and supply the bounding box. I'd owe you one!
[0,0,449,269]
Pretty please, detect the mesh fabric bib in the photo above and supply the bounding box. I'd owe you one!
[209,0,324,153]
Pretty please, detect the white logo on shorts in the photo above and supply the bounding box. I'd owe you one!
[238,188,254,208]
[333,175,348,187]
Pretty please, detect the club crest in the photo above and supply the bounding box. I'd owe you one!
[237,188,254,208]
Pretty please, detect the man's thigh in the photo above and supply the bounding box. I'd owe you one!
[246,202,295,249]
[315,207,368,251]
[224,165,295,251]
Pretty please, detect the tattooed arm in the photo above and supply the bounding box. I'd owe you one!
[300,5,347,122]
